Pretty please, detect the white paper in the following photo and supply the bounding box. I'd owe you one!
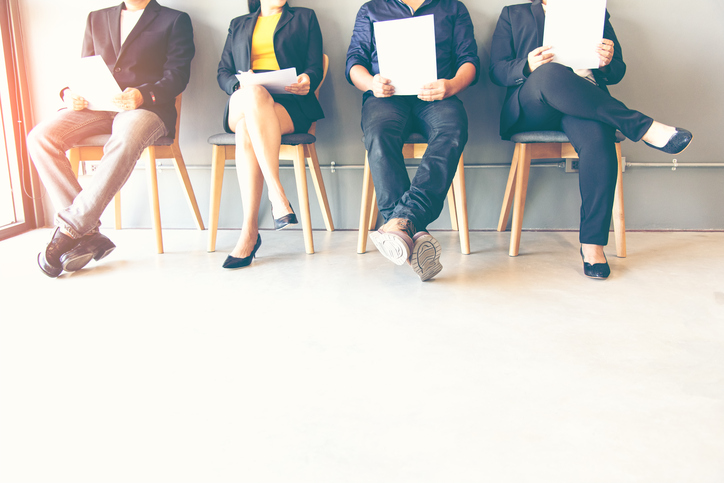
[374,15,437,96]
[542,0,607,70]
[236,68,298,95]
[68,55,123,112]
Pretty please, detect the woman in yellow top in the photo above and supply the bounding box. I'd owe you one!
[217,0,324,268]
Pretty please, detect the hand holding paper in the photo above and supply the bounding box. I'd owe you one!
[236,68,298,95]
[68,55,123,112]
[284,73,310,96]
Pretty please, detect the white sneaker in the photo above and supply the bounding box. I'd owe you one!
[369,228,414,266]
[410,232,442,281]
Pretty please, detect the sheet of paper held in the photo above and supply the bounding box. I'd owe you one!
[542,0,607,70]
[69,55,123,112]
[236,68,298,95]
[373,14,437,96]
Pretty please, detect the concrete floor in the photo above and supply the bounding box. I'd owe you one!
[1,228,723,483]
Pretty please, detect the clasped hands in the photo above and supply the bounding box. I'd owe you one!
[527,39,615,73]
[63,87,144,111]
[371,74,453,102]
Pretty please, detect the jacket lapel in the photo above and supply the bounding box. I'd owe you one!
[531,0,545,47]
[107,3,123,58]
[275,3,294,35]
[117,0,161,61]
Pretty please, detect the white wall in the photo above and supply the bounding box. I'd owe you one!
[20,0,724,232]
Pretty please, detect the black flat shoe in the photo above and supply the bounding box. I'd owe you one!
[223,234,262,269]
[580,248,610,280]
[644,128,693,155]
[37,227,88,278]
[273,204,298,230]
[62,231,116,270]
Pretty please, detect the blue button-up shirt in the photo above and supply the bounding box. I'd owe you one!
[345,0,480,95]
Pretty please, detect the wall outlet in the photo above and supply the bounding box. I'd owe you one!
[564,158,579,173]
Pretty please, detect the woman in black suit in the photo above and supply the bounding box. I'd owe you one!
[490,0,692,279]
[217,0,324,268]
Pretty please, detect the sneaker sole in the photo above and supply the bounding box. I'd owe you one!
[369,231,411,265]
[410,234,442,281]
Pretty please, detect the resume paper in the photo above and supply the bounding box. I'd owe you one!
[542,0,608,70]
[236,68,299,95]
[373,14,438,96]
[69,55,123,112]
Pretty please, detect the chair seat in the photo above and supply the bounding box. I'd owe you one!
[76,134,174,147]
[207,132,317,147]
[510,130,626,144]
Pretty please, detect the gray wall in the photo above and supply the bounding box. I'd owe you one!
[20,0,724,233]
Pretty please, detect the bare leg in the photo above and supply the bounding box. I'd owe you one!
[230,125,264,259]
[581,243,606,264]
[228,86,295,220]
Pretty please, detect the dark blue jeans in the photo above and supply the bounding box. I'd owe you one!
[512,63,653,246]
[361,95,468,231]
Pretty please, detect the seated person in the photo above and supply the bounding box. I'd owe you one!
[346,0,479,281]
[216,0,324,269]
[490,0,692,280]
[27,0,194,278]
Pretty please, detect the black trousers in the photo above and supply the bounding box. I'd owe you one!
[361,95,468,231]
[511,63,654,246]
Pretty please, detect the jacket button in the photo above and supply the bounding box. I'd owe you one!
[114,67,121,73]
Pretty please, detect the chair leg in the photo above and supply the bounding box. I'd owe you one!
[452,154,470,255]
[68,148,80,177]
[509,144,531,257]
[292,145,314,254]
[612,142,627,258]
[171,145,205,230]
[447,185,459,231]
[143,146,163,254]
[114,192,122,230]
[358,153,375,254]
[498,143,520,232]
[207,145,226,253]
[305,144,334,232]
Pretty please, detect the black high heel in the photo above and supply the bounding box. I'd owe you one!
[580,247,610,280]
[273,204,298,230]
[223,234,262,269]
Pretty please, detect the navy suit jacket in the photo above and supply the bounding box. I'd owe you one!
[489,0,626,138]
[217,3,324,122]
[81,0,195,137]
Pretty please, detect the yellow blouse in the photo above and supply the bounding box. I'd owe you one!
[250,13,281,71]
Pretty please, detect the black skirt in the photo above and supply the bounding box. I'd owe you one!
[222,92,313,135]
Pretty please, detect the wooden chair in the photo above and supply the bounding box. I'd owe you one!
[207,54,333,255]
[497,130,627,258]
[68,94,204,254]
[357,132,470,255]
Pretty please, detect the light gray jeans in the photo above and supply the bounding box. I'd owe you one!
[27,108,167,238]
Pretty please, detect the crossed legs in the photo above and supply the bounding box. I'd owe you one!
[227,85,295,259]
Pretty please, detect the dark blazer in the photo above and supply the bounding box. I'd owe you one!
[81,0,195,137]
[489,0,625,138]
[217,3,324,123]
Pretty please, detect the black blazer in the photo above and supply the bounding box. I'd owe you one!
[489,0,626,138]
[217,3,324,123]
[81,0,195,138]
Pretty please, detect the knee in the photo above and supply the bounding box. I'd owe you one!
[229,85,272,114]
[528,62,571,88]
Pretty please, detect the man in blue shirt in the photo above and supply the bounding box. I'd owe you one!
[346,0,479,281]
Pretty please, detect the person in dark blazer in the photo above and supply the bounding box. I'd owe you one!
[27,0,194,278]
[490,0,692,279]
[216,0,324,269]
